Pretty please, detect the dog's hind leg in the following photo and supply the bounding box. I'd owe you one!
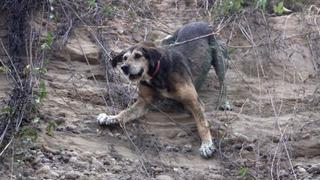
[174,82,215,158]
[97,84,155,125]
[211,38,232,111]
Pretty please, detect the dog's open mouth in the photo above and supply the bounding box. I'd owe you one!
[128,69,144,80]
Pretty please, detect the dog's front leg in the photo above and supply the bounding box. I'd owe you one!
[97,84,155,125]
[175,83,215,158]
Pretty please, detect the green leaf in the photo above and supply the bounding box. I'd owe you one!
[273,1,284,15]
[1,106,11,114]
[0,66,10,73]
[41,32,54,50]
[37,80,47,104]
[32,117,40,123]
[256,0,267,10]
[19,126,38,141]
[238,167,249,177]
[46,120,57,137]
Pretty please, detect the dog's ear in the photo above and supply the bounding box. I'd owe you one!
[141,47,162,70]
[110,51,125,67]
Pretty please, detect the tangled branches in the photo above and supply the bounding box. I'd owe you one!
[0,0,42,156]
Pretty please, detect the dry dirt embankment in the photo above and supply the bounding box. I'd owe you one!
[1,1,320,179]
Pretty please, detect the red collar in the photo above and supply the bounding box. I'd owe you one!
[152,60,160,78]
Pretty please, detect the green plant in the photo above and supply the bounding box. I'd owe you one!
[238,167,249,177]
[103,4,114,16]
[1,106,11,114]
[273,1,284,14]
[128,11,136,19]
[223,0,244,13]
[18,126,38,141]
[35,80,47,104]
[41,32,54,50]
[46,120,57,137]
[256,0,267,10]
[0,66,10,73]
[86,0,96,7]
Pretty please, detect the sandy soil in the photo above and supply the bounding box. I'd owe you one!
[0,0,320,179]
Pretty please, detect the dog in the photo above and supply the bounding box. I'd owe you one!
[97,21,231,158]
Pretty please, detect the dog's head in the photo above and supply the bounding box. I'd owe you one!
[111,42,162,81]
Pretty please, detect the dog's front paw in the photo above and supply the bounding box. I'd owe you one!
[199,140,215,159]
[219,100,233,111]
[97,113,118,125]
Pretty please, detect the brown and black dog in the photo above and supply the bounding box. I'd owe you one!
[97,21,231,158]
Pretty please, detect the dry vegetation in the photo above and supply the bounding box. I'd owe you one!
[0,0,320,179]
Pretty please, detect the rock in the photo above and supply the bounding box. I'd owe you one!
[64,170,81,179]
[50,171,59,178]
[296,166,307,174]
[307,163,320,174]
[152,166,163,173]
[177,131,188,138]
[56,33,100,65]
[164,144,179,152]
[62,155,70,163]
[36,165,51,174]
[69,156,78,163]
[156,174,175,180]
[42,145,60,155]
[76,161,90,169]
[278,169,289,178]
[65,125,80,134]
[112,165,122,173]
[91,157,104,171]
[210,174,224,179]
[182,144,192,153]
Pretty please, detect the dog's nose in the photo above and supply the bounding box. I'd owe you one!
[121,64,129,75]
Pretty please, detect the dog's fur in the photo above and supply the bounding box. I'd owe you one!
[97,22,231,158]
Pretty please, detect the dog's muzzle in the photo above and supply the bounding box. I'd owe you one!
[121,64,144,80]
[121,64,129,75]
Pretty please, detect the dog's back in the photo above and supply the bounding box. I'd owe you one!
[169,22,214,90]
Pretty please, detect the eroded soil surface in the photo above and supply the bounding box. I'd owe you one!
[1,1,320,179]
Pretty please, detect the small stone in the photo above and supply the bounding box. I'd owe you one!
[278,169,289,178]
[42,145,60,155]
[156,174,175,180]
[50,171,59,178]
[69,156,77,163]
[36,165,51,174]
[75,161,90,169]
[66,150,78,157]
[152,166,163,173]
[165,144,179,152]
[62,155,70,163]
[91,157,104,171]
[42,158,51,163]
[296,166,307,174]
[66,125,80,134]
[177,131,188,138]
[182,144,192,153]
[112,165,122,173]
[65,170,81,179]
[210,174,224,179]
[307,163,320,174]
[244,144,254,151]
[56,126,65,131]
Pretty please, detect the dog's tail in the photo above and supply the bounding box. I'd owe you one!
[209,34,229,82]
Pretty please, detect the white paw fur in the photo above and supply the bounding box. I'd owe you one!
[199,139,215,158]
[97,113,118,125]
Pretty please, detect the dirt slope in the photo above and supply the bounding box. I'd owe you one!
[1,1,320,179]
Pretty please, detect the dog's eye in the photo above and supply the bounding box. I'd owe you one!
[123,56,128,60]
[134,53,142,59]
